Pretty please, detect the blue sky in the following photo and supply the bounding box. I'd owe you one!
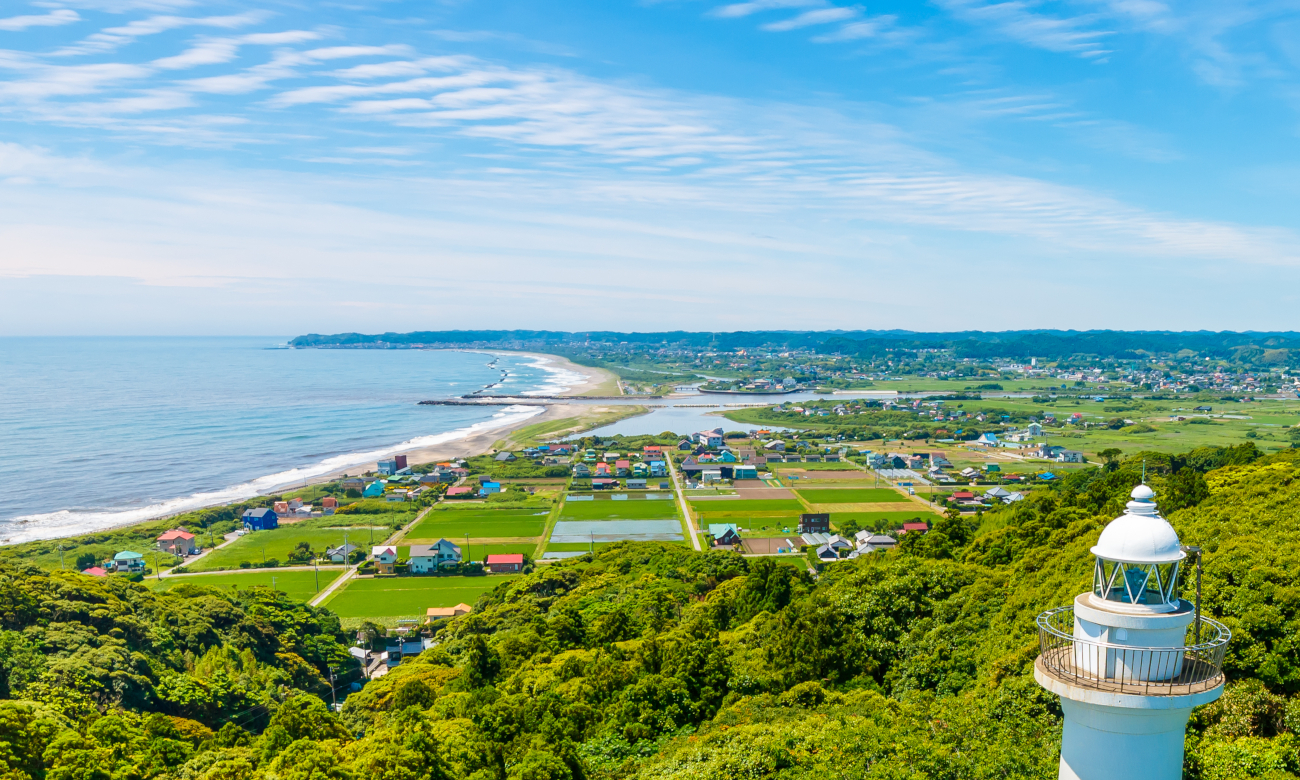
[2,0,1299,335]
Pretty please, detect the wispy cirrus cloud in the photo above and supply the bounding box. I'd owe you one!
[761,7,858,31]
[53,11,266,56]
[0,10,81,31]
[938,0,1114,59]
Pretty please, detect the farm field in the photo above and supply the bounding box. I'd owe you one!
[768,462,864,471]
[830,510,941,531]
[549,519,684,543]
[689,498,805,514]
[559,499,679,521]
[408,508,549,540]
[543,541,618,553]
[191,526,384,572]
[325,575,520,624]
[795,488,908,504]
[461,542,539,560]
[151,570,341,602]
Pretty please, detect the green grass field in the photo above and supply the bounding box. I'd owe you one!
[689,499,805,513]
[324,575,519,620]
[795,488,908,504]
[461,542,539,559]
[559,499,679,521]
[151,569,342,602]
[191,526,385,572]
[408,508,548,540]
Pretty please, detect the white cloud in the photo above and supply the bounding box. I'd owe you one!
[54,11,266,56]
[709,0,824,20]
[0,10,80,31]
[761,7,858,31]
[152,39,241,69]
[938,0,1113,58]
[812,19,884,41]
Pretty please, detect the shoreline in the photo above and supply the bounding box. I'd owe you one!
[2,350,620,546]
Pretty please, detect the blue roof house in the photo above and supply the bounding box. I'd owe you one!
[242,508,279,531]
[363,481,385,498]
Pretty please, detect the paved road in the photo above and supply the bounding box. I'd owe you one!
[308,504,434,607]
[666,455,702,551]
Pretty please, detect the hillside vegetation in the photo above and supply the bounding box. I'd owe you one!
[2,443,1299,779]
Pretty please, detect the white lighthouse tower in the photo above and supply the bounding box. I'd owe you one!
[1034,484,1231,780]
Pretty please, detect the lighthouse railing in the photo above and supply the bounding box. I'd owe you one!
[1036,605,1230,696]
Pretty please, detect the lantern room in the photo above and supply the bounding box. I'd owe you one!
[1088,484,1185,613]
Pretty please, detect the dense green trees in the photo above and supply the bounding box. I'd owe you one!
[3,443,1300,778]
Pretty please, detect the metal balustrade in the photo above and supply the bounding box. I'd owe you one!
[1036,605,1230,696]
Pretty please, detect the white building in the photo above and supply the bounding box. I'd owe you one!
[1033,485,1229,780]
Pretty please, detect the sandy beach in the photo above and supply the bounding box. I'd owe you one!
[325,351,623,478]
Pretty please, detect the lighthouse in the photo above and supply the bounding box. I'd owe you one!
[1034,484,1231,780]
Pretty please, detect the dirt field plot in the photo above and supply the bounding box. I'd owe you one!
[741,537,803,555]
[735,487,796,499]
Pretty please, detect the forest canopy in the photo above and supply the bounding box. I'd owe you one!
[2,444,1299,779]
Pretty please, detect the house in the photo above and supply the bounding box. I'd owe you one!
[1027,422,1044,436]
[341,477,366,492]
[377,458,398,475]
[709,523,741,547]
[764,440,786,451]
[592,478,618,490]
[697,432,724,448]
[326,543,359,563]
[486,553,525,573]
[977,433,1000,447]
[1039,472,1057,481]
[241,508,279,531]
[677,440,693,450]
[495,451,517,462]
[273,501,289,514]
[156,529,197,556]
[372,546,398,575]
[900,522,929,535]
[385,491,408,502]
[952,490,975,501]
[798,513,830,534]
[1056,450,1085,463]
[984,464,1001,473]
[321,496,337,515]
[615,460,631,476]
[701,469,723,483]
[409,539,461,573]
[604,452,619,462]
[573,463,591,477]
[627,478,647,489]
[866,534,897,548]
[82,566,108,577]
[363,481,385,498]
[445,486,473,497]
[480,482,501,495]
[719,450,739,463]
[734,465,758,480]
[110,551,146,573]
[426,603,474,619]
[1195,405,1213,412]
[985,486,1013,500]
[815,544,840,560]
[632,462,649,477]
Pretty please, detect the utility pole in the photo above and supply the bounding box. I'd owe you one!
[58,546,64,570]
[154,552,161,580]
[272,575,278,593]
[328,667,337,709]
[313,558,319,593]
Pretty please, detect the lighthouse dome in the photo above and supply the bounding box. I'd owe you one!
[1090,485,1186,564]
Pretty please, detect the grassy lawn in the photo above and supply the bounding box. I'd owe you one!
[795,488,907,504]
[151,569,341,602]
[191,526,385,572]
[408,508,548,540]
[559,500,679,521]
[830,510,941,530]
[324,575,520,621]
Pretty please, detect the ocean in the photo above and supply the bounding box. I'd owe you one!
[0,338,580,544]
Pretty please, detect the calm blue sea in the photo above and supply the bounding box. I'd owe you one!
[0,338,579,543]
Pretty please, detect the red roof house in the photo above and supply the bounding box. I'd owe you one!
[156,528,197,555]
[446,486,473,497]
[486,553,525,573]
[900,522,930,535]
[82,567,108,577]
